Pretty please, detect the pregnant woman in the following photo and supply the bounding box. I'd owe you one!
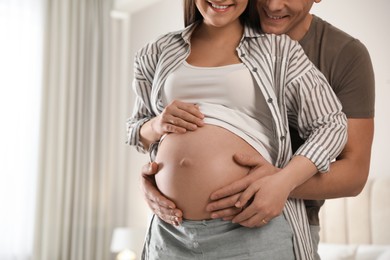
[127,0,347,259]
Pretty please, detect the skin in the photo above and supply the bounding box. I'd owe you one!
[140,0,246,149]
[139,0,374,227]
[140,100,204,150]
[139,0,250,224]
[257,0,320,41]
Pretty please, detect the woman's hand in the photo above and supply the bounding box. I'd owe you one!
[141,162,183,226]
[151,100,205,136]
[140,100,204,149]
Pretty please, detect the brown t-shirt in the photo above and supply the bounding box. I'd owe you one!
[290,15,375,225]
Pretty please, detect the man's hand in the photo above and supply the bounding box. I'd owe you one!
[231,171,290,227]
[206,153,280,225]
[141,162,183,226]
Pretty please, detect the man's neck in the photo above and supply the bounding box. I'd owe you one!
[288,14,313,41]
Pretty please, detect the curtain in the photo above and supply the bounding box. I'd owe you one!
[0,0,43,259]
[32,0,135,259]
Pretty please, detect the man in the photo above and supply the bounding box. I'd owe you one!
[137,0,375,258]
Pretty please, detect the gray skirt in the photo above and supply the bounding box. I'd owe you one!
[141,214,295,260]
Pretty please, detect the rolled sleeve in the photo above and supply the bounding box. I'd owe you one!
[287,67,348,173]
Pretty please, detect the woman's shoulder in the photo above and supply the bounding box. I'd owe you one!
[246,33,303,63]
[135,28,187,58]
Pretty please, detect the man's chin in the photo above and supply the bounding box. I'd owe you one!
[262,28,285,35]
[260,24,286,35]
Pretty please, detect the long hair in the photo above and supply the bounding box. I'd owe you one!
[183,0,260,31]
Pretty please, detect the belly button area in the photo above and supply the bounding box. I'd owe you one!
[179,158,192,167]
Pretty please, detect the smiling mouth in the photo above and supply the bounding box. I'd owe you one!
[207,1,231,10]
[264,9,286,20]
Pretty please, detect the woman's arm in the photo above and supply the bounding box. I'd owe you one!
[127,53,156,153]
[139,100,205,150]
[127,49,205,152]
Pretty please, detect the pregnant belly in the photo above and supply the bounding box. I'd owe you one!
[155,124,259,220]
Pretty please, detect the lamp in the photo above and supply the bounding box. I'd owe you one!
[111,227,137,260]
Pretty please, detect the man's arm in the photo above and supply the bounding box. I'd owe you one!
[206,118,374,222]
[290,118,374,199]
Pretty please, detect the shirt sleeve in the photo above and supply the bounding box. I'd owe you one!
[285,65,348,173]
[126,52,156,153]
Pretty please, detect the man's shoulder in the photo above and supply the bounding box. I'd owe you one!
[305,15,366,51]
[312,15,353,40]
[302,15,374,118]
[301,15,371,66]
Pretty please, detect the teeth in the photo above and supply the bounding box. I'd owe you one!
[266,11,283,19]
[211,3,229,9]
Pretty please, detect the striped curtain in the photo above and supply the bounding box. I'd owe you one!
[31,0,137,259]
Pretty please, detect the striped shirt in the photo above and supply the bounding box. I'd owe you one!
[127,23,347,259]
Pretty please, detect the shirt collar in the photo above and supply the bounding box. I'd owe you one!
[242,24,264,39]
[181,22,199,44]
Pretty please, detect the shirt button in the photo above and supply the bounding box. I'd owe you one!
[280,136,286,141]
[240,53,246,57]
[193,241,199,248]
[267,98,273,103]
[252,67,258,72]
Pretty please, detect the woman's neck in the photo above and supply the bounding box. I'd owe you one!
[187,20,244,67]
[193,20,244,47]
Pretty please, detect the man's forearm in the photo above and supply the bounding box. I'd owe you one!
[290,118,374,200]
[290,158,369,200]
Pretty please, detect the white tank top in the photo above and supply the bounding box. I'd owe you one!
[162,61,277,163]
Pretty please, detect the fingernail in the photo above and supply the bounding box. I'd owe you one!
[211,213,217,219]
[235,202,241,208]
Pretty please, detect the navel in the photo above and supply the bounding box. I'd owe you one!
[179,157,192,167]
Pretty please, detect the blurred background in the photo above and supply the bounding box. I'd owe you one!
[0,0,389,259]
